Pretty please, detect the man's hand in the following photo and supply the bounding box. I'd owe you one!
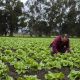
[66,49,71,53]
[49,45,51,48]
[49,43,53,48]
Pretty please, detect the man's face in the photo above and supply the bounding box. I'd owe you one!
[62,37,68,42]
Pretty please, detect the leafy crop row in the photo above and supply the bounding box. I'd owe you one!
[0,37,79,80]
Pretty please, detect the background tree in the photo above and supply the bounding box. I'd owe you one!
[5,0,24,36]
[25,0,50,36]
[0,0,26,36]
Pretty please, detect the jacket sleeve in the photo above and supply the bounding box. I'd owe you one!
[50,40,54,47]
[49,36,60,47]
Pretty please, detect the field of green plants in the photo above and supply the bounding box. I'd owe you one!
[0,37,80,80]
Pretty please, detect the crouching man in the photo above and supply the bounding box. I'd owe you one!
[50,34,70,55]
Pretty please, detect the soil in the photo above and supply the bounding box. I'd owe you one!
[5,62,72,80]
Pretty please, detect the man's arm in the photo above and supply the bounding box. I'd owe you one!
[49,36,61,53]
[49,40,54,47]
[49,36,61,47]
[66,39,71,52]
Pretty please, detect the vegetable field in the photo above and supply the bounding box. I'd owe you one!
[0,37,80,80]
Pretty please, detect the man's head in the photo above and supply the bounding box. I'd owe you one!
[61,34,69,42]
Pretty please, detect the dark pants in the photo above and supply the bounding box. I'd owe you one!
[51,46,66,54]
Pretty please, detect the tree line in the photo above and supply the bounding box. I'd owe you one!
[0,0,80,37]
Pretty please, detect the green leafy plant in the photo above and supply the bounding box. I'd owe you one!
[0,60,9,78]
[6,75,14,80]
[24,75,40,80]
[68,70,80,80]
[4,50,12,54]
[45,71,64,80]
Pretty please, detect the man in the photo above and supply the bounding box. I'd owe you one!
[50,34,70,55]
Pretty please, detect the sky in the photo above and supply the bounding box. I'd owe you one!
[21,0,50,3]
[20,0,27,3]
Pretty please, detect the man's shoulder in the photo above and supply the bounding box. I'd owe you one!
[55,35,61,41]
[56,35,61,39]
